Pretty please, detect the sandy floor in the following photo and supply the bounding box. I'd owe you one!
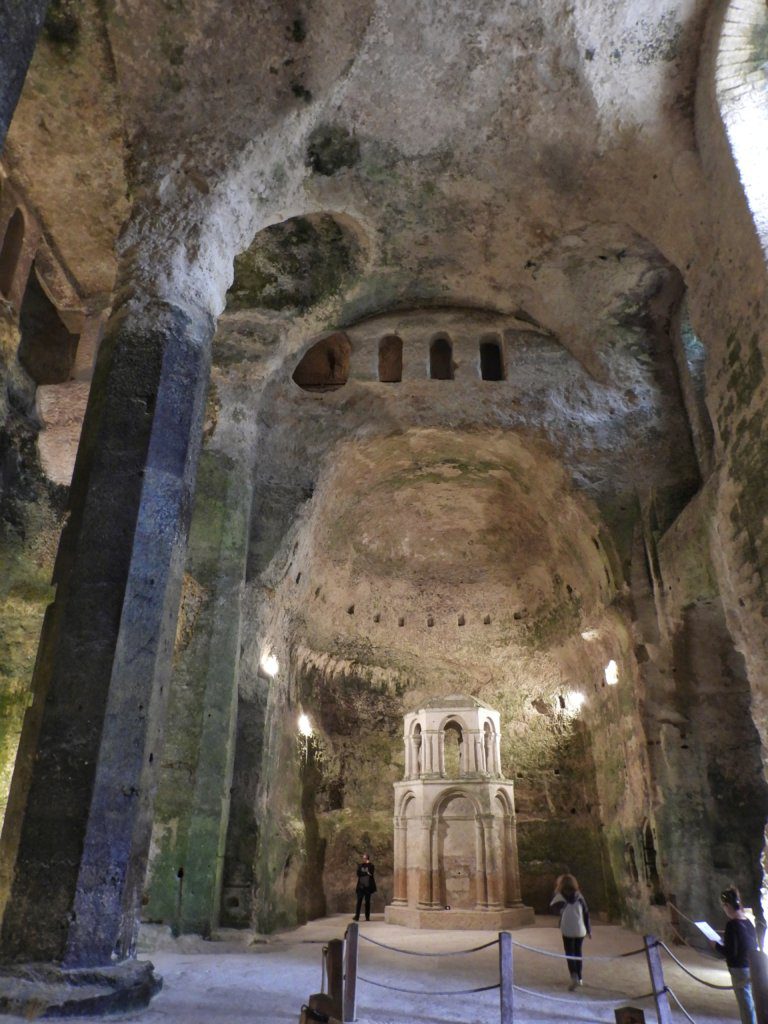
[1,916,739,1023]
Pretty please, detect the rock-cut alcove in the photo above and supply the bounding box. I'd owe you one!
[235,429,650,930]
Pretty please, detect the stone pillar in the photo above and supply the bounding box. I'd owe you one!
[503,812,523,906]
[417,819,434,908]
[482,815,503,910]
[0,1,49,154]
[72,306,109,382]
[0,294,214,967]
[143,447,251,937]
[474,816,488,907]
[391,820,408,905]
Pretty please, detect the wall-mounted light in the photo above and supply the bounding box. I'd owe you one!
[604,660,619,686]
[260,651,279,678]
[298,713,313,737]
[564,691,586,714]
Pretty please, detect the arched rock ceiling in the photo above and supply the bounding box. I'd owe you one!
[5,0,710,327]
[276,430,622,689]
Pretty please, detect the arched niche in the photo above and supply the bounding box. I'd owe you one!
[443,720,463,777]
[0,208,25,298]
[293,332,351,391]
[378,334,403,382]
[429,335,453,380]
[18,264,79,384]
[479,335,505,381]
[436,791,479,909]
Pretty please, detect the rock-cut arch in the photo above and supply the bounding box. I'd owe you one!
[714,0,768,256]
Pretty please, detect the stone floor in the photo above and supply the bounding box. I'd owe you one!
[0,915,739,1023]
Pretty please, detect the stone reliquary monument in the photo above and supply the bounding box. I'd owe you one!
[385,696,535,929]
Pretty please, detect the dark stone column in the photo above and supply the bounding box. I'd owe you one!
[0,1,49,152]
[0,294,214,968]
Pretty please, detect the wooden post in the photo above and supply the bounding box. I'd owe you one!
[747,947,768,1024]
[343,922,359,1023]
[499,931,513,1024]
[644,935,672,1024]
[327,938,344,1021]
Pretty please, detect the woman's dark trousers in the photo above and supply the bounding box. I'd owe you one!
[563,936,584,979]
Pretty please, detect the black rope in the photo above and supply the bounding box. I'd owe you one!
[358,933,499,957]
[357,974,500,995]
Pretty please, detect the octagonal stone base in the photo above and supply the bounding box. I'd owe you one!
[0,959,162,1018]
[384,904,535,930]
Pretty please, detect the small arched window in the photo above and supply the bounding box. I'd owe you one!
[430,336,453,380]
[413,723,422,774]
[443,721,463,777]
[479,335,505,381]
[293,332,351,391]
[378,334,403,382]
[0,209,25,298]
[18,264,79,384]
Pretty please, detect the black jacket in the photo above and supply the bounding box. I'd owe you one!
[356,862,377,894]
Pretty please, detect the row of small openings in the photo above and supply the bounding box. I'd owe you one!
[292,332,507,391]
[346,605,492,626]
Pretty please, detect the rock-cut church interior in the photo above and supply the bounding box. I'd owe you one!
[0,0,767,1015]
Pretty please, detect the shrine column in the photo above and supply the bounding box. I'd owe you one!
[503,811,523,906]
[0,289,214,969]
[0,1,49,153]
[392,817,408,905]
[474,816,488,907]
[481,815,503,910]
[417,818,435,908]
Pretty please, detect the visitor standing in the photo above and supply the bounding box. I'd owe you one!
[713,886,758,1024]
[550,873,591,990]
[353,852,376,921]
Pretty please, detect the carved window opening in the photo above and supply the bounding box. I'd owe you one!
[293,332,351,391]
[479,336,505,380]
[18,263,79,384]
[378,334,403,382]
[0,209,25,298]
[413,724,422,774]
[443,721,463,777]
[429,336,453,380]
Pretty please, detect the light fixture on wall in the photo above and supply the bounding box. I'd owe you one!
[564,691,586,714]
[604,660,619,686]
[298,713,313,737]
[260,651,279,678]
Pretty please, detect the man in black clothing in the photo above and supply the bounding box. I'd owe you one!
[714,886,758,1024]
[353,853,376,921]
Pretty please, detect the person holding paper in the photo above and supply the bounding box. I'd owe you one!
[713,886,758,1024]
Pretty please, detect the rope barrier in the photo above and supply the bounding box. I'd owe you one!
[512,983,659,1005]
[658,942,734,990]
[667,986,700,1024]
[358,933,499,957]
[357,973,500,995]
[507,936,650,961]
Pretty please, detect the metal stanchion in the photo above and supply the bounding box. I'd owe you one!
[499,931,513,1024]
[343,922,359,1023]
[644,935,672,1024]
[327,938,344,1021]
